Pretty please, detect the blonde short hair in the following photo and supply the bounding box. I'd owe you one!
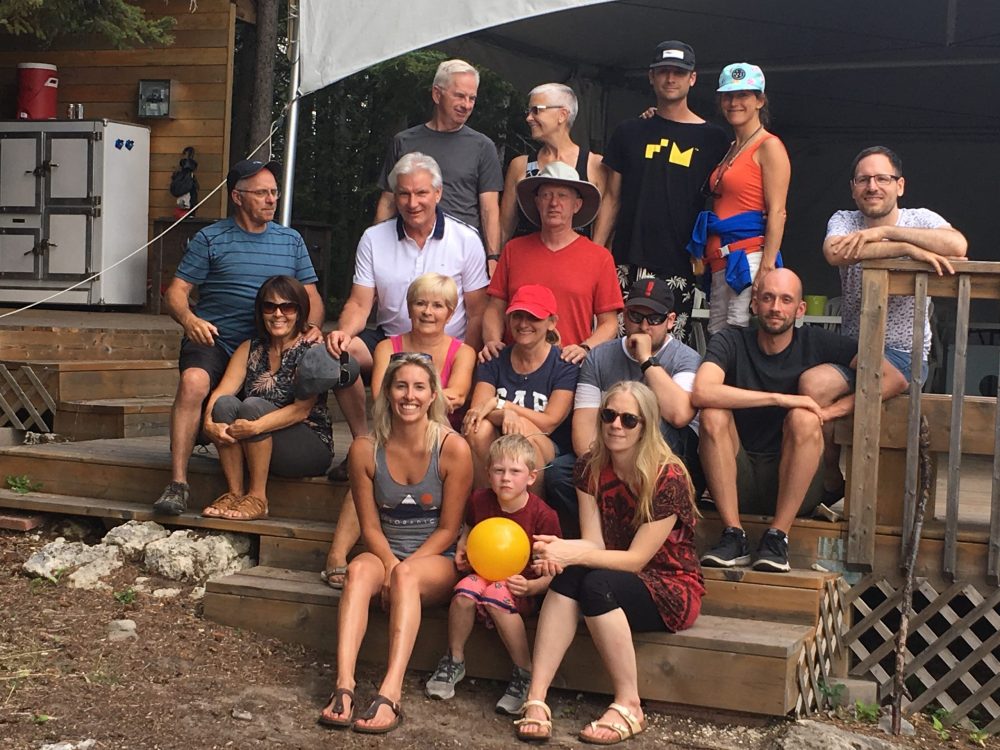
[488,434,538,472]
[407,272,458,313]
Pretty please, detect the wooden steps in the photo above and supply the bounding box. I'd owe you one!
[54,397,174,440]
[203,566,816,716]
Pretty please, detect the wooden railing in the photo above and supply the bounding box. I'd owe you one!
[848,259,1000,580]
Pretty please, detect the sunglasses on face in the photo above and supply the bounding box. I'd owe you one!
[626,309,669,326]
[525,104,565,117]
[599,408,644,430]
[261,301,299,315]
[389,351,433,363]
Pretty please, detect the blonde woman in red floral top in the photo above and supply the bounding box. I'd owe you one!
[201,275,332,521]
[514,380,703,744]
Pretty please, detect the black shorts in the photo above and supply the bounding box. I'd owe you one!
[178,338,230,390]
[356,325,387,356]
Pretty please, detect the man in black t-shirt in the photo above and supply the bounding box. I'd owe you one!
[691,269,906,572]
[592,40,729,344]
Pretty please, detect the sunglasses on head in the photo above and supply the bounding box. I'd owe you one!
[599,408,644,430]
[389,351,433,363]
[626,309,669,326]
[261,301,300,315]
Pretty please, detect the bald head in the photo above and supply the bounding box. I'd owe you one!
[758,268,803,303]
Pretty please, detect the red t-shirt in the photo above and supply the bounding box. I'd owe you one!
[488,233,624,346]
[465,488,562,579]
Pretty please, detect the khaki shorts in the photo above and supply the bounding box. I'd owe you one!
[734,447,825,518]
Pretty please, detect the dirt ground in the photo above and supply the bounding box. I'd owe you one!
[0,520,994,750]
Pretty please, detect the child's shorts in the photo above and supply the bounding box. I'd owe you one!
[453,573,537,627]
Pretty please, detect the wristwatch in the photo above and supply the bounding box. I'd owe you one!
[640,357,661,373]
[486,253,501,262]
[495,395,505,410]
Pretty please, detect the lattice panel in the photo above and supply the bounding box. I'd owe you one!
[0,364,56,432]
[845,574,1000,733]
[794,577,849,716]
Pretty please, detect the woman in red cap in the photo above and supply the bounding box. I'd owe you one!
[463,284,578,492]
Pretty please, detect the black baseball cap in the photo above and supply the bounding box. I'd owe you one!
[649,41,696,71]
[625,277,675,315]
[226,159,282,192]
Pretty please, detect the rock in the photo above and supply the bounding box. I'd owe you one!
[51,518,100,541]
[770,720,903,750]
[102,521,169,560]
[143,530,254,582]
[231,707,253,721]
[107,619,137,642]
[40,742,97,750]
[23,538,123,589]
[878,714,914,736]
[190,585,206,600]
[152,588,182,599]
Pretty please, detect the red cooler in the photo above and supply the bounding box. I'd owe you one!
[17,62,59,120]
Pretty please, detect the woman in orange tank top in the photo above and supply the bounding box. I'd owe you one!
[702,62,790,334]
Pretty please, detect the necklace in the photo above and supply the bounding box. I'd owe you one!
[706,125,764,198]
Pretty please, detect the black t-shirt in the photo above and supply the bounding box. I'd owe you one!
[603,116,729,278]
[703,326,858,453]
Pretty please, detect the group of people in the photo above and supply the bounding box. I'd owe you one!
[151,43,968,742]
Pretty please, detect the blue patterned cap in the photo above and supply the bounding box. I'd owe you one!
[717,63,766,93]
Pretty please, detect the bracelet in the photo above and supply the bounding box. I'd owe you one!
[580,343,591,352]
[486,253,501,262]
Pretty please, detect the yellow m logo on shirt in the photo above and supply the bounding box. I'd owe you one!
[644,139,695,167]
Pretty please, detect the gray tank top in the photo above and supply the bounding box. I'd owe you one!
[373,432,453,559]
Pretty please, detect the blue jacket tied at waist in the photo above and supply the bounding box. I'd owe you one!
[686,210,781,293]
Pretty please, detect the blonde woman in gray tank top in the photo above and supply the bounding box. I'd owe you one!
[318,352,472,734]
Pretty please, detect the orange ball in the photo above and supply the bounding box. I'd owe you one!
[466,517,531,582]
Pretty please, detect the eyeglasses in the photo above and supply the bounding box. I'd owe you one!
[626,309,669,326]
[851,174,900,187]
[389,351,433,363]
[599,408,644,430]
[236,188,281,199]
[525,104,565,117]
[261,301,299,315]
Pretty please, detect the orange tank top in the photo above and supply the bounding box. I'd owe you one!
[705,133,776,257]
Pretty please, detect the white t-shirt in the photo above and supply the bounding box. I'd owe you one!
[825,207,948,359]
[353,210,489,338]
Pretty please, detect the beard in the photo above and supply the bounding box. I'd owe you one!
[759,314,796,335]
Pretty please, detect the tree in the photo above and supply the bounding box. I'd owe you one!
[0,0,175,48]
[247,0,279,155]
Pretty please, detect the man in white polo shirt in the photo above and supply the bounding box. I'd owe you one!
[325,151,489,443]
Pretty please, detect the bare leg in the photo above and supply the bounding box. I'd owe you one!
[519,590,580,738]
[318,552,384,724]
[465,419,498,489]
[698,407,742,529]
[240,434,272,501]
[332,339,373,439]
[212,441,245,497]
[448,594,477,662]
[168,368,211,483]
[772,408,824,533]
[353,555,457,731]
[579,608,645,742]
[487,608,531,670]
[323,491,361,577]
[798,364,852,495]
[526,433,556,499]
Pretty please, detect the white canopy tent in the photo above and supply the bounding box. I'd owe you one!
[287,0,999,291]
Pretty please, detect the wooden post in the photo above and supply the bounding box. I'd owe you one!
[848,267,888,570]
[901,273,927,561]
[989,348,1000,585]
[944,274,971,579]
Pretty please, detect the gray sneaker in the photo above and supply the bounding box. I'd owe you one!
[425,653,465,700]
[495,665,531,715]
[153,481,189,515]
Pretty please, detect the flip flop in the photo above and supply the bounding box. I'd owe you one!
[514,699,552,743]
[352,694,403,734]
[201,492,241,518]
[578,702,646,745]
[317,687,355,729]
[320,565,348,590]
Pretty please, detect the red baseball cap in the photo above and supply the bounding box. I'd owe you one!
[506,285,558,318]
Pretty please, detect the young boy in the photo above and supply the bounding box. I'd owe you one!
[425,435,562,714]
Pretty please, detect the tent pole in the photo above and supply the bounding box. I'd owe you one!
[279,0,301,227]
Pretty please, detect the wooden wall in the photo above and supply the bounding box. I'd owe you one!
[0,0,236,220]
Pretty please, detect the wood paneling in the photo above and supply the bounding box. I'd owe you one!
[0,2,236,219]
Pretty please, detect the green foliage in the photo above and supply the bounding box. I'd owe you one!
[817,678,846,706]
[6,474,41,494]
[854,700,880,723]
[968,728,989,747]
[931,707,951,740]
[0,0,175,48]
[113,587,137,605]
[32,713,51,725]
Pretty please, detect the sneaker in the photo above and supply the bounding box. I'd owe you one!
[753,528,791,572]
[495,665,531,715]
[425,653,465,700]
[700,527,750,568]
[153,481,189,515]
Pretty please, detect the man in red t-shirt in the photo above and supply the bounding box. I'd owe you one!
[481,162,623,366]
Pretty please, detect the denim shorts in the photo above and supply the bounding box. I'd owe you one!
[831,346,928,389]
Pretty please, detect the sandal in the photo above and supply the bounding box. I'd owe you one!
[201,492,241,518]
[221,494,268,521]
[352,694,403,734]
[320,565,348,590]
[578,703,645,745]
[317,687,355,729]
[514,699,552,743]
